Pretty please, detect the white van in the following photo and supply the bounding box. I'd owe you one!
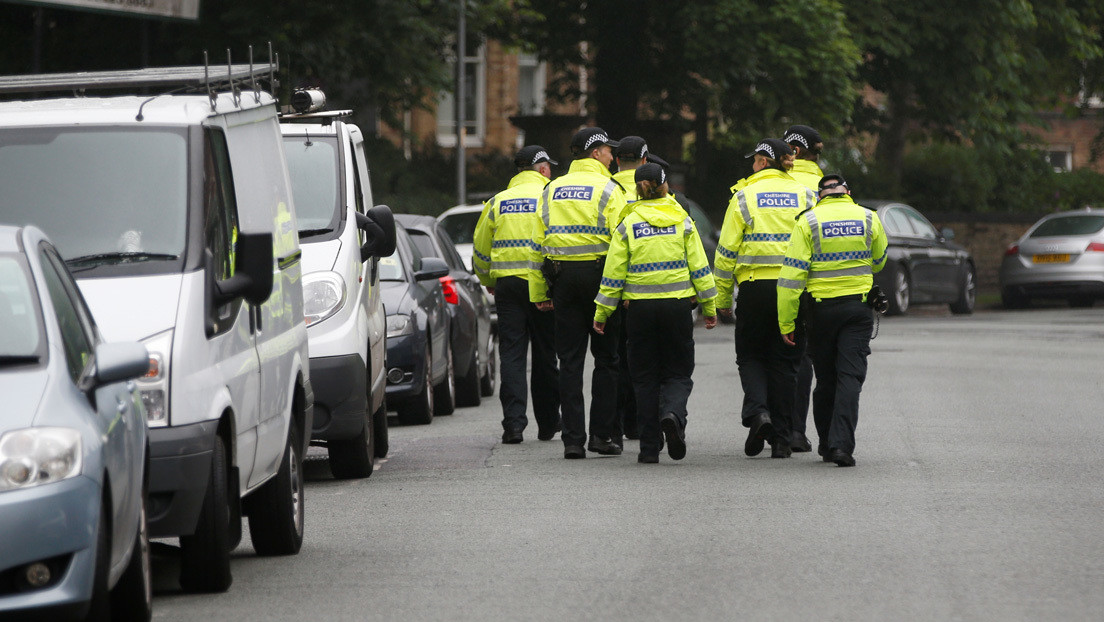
[0,64,313,593]
[280,105,395,479]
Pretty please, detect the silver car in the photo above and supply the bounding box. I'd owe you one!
[999,208,1104,308]
[0,226,152,621]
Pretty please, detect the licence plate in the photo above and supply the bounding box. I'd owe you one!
[1032,254,1070,263]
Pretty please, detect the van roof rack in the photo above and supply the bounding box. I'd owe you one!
[280,110,354,124]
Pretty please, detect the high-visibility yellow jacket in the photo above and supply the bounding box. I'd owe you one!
[594,195,717,323]
[529,157,627,302]
[788,159,824,192]
[777,194,888,333]
[613,169,639,203]
[472,169,546,286]
[714,168,817,308]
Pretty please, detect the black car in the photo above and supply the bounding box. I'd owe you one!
[859,200,976,315]
[395,214,496,407]
[381,224,454,424]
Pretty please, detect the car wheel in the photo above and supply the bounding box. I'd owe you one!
[248,425,305,556]
[372,399,389,458]
[110,473,152,622]
[949,264,976,315]
[455,343,482,407]
[1001,287,1029,309]
[480,332,497,397]
[886,263,910,316]
[328,411,374,480]
[433,340,456,416]
[397,343,434,425]
[1069,295,1095,308]
[179,435,232,593]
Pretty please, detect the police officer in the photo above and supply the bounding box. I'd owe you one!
[777,174,887,466]
[473,145,562,444]
[782,124,826,454]
[530,127,628,459]
[715,138,816,459]
[592,163,718,463]
[613,136,650,203]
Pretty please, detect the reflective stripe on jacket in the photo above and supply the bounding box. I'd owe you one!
[593,195,717,323]
[776,194,888,333]
[529,157,627,302]
[714,168,817,308]
[472,169,547,285]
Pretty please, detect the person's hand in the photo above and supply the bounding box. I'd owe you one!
[485,286,495,296]
[536,300,553,312]
[592,320,605,335]
[781,331,795,346]
[704,315,717,330]
[718,308,733,318]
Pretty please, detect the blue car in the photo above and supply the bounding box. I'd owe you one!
[0,226,152,621]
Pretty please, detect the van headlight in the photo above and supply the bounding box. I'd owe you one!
[138,329,172,427]
[386,314,413,338]
[303,272,346,327]
[0,428,82,492]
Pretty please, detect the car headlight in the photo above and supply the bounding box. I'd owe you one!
[0,427,82,492]
[303,272,346,327]
[386,314,413,338]
[138,329,173,427]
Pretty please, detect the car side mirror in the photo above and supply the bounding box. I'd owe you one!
[940,227,955,241]
[415,256,450,281]
[94,342,150,386]
[215,232,274,306]
[357,205,397,262]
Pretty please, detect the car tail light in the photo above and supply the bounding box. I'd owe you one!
[1004,244,1019,256]
[1086,242,1104,252]
[439,276,460,305]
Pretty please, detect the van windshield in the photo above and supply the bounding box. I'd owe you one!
[0,127,188,275]
[283,135,341,239]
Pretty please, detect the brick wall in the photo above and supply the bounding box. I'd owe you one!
[926,214,1044,293]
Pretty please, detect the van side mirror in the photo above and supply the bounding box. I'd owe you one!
[415,256,450,281]
[357,205,397,262]
[94,342,150,386]
[215,232,274,306]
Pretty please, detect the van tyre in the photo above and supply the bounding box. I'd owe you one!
[179,436,232,593]
[480,333,497,397]
[110,473,152,622]
[398,343,434,425]
[949,263,976,315]
[433,341,456,416]
[249,425,305,556]
[328,411,374,479]
[372,400,389,458]
[886,263,910,316]
[455,345,482,407]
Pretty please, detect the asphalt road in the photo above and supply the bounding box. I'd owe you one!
[151,306,1104,621]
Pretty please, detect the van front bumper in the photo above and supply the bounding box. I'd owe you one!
[309,353,368,442]
[147,420,218,538]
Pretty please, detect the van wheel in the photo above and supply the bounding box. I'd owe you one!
[886,264,910,316]
[179,436,232,593]
[480,333,497,397]
[949,264,976,315]
[328,411,374,480]
[455,345,482,407]
[249,425,305,556]
[433,341,456,416]
[398,344,434,425]
[110,475,152,622]
[372,400,389,458]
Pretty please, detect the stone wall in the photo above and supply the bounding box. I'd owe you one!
[926,213,1045,293]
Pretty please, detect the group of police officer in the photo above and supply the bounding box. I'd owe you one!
[473,124,886,467]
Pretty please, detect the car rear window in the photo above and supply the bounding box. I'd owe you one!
[439,211,481,245]
[1030,215,1104,237]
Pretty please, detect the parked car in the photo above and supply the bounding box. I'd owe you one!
[281,109,396,479]
[999,208,1104,308]
[382,224,453,424]
[396,214,496,407]
[437,203,496,319]
[0,226,152,621]
[0,64,313,593]
[674,193,720,267]
[858,200,976,315]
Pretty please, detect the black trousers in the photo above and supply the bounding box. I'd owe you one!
[808,298,873,454]
[617,316,637,437]
[550,261,621,447]
[627,298,695,455]
[495,276,560,434]
[794,291,814,437]
[734,279,804,443]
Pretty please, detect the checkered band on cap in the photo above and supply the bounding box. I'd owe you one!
[756,142,775,159]
[584,133,610,151]
[784,132,808,149]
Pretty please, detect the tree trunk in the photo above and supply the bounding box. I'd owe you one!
[590,0,641,138]
[875,88,909,195]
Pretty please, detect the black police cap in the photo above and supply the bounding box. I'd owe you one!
[570,127,620,153]
[615,136,648,160]
[635,162,667,186]
[514,145,558,168]
[783,125,823,149]
[818,174,850,193]
[744,138,793,160]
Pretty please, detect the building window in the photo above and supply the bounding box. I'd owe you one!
[517,53,546,116]
[438,45,486,148]
[1045,148,1073,173]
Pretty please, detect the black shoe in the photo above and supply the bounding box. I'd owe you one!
[537,421,561,441]
[791,432,813,453]
[587,436,623,456]
[660,413,686,461]
[502,429,523,444]
[744,413,773,457]
[637,452,659,464]
[827,448,856,467]
[818,444,832,462]
[771,440,792,459]
[564,445,586,459]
